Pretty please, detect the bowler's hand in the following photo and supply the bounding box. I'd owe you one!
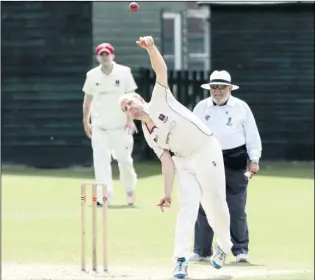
[125,121,138,135]
[247,161,259,178]
[83,122,92,139]
[156,195,172,212]
[136,36,155,49]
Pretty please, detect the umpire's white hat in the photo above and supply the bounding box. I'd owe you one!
[201,70,239,90]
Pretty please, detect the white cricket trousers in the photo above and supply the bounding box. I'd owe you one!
[172,136,232,260]
[91,126,137,202]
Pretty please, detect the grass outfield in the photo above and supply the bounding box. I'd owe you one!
[2,161,314,279]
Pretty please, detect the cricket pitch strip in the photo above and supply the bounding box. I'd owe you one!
[2,263,312,280]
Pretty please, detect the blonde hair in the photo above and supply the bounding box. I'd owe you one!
[119,92,142,107]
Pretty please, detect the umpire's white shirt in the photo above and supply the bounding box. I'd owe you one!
[83,63,137,129]
[142,83,213,158]
[193,95,262,161]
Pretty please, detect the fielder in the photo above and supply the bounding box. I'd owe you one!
[119,36,232,279]
[82,42,138,206]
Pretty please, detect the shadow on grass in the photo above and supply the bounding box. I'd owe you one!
[189,277,233,280]
[149,277,233,280]
[108,204,139,210]
[87,204,140,210]
[136,277,232,280]
[2,161,314,180]
[224,261,265,267]
[193,261,264,268]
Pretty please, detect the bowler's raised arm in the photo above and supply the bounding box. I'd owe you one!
[136,36,168,88]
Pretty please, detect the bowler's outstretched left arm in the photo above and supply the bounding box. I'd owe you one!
[157,150,175,212]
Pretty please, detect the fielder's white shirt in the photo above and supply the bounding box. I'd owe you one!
[83,63,137,129]
[193,95,262,161]
[142,83,213,158]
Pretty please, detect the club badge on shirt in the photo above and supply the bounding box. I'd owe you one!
[226,117,232,126]
[115,80,120,86]
[158,114,168,123]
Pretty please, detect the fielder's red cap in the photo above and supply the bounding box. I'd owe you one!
[95,43,114,55]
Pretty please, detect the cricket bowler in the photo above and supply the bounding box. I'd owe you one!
[119,36,233,279]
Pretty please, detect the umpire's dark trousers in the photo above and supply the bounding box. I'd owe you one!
[193,145,249,257]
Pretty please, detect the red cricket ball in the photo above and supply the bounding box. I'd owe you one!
[129,2,139,12]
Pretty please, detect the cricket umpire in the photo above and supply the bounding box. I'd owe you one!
[191,70,262,263]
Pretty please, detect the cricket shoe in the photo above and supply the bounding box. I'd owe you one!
[210,243,227,269]
[97,194,113,207]
[126,191,135,206]
[189,253,210,262]
[173,257,188,279]
[235,253,248,263]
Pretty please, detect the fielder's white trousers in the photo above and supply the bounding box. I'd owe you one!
[172,136,232,260]
[91,126,137,202]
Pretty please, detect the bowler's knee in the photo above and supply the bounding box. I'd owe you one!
[179,200,199,221]
[117,157,133,168]
[93,150,111,165]
[203,201,229,218]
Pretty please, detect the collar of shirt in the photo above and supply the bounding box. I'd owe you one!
[206,95,237,108]
[98,62,116,76]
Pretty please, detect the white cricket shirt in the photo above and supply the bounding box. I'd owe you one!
[142,83,213,158]
[193,95,262,161]
[82,63,137,129]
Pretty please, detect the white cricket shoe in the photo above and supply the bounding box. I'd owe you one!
[189,253,202,262]
[189,253,210,262]
[235,253,248,263]
[210,243,227,269]
[173,257,188,279]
